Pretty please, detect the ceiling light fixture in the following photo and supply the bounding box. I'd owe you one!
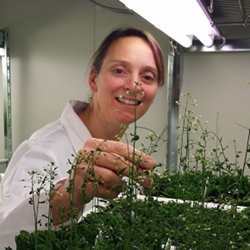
[119,0,219,48]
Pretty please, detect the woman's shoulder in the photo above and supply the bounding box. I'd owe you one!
[29,120,65,145]
[3,120,72,184]
[7,120,68,166]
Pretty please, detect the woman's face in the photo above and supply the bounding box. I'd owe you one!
[89,36,159,125]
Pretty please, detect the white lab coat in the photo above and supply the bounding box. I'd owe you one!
[0,101,94,249]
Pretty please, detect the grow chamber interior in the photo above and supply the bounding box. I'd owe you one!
[0,0,250,249]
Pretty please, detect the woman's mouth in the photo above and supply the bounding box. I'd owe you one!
[115,95,142,106]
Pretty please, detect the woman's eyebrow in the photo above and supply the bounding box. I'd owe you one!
[109,60,157,69]
[108,60,158,75]
[108,59,129,65]
[143,66,158,75]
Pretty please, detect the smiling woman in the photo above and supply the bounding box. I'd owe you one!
[81,28,164,138]
[83,34,162,136]
[0,27,165,249]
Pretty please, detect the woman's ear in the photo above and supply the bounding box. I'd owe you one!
[88,68,98,92]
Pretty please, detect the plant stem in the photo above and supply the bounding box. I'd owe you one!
[242,129,250,176]
[179,94,189,172]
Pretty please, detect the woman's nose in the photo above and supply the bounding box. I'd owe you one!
[124,78,144,98]
[125,72,141,87]
[125,75,138,87]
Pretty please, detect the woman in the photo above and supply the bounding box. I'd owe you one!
[0,27,165,248]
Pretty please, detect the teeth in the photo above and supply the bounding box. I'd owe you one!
[116,95,142,106]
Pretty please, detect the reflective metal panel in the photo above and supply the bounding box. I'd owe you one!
[0,30,12,168]
[167,41,183,172]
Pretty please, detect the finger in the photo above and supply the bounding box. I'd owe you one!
[95,185,119,199]
[76,164,123,190]
[95,151,132,176]
[77,180,119,202]
[84,138,156,170]
[94,165,123,189]
[74,165,123,201]
[86,149,133,176]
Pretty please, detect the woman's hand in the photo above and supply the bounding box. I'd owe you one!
[75,138,156,200]
[51,138,156,225]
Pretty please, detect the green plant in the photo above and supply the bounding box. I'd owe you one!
[12,93,250,250]
[23,163,58,231]
[15,198,250,249]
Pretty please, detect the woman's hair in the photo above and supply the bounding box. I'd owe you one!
[90,27,165,86]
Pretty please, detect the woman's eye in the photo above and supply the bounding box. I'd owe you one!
[112,67,126,75]
[142,73,156,83]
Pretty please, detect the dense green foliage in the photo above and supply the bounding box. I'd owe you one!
[151,171,250,206]
[15,198,250,250]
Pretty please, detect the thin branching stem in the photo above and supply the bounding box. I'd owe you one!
[179,94,189,171]
[241,129,250,176]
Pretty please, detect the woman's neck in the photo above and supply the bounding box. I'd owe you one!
[79,104,127,140]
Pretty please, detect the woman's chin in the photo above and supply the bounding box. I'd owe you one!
[116,112,142,125]
[118,117,135,125]
[112,106,145,124]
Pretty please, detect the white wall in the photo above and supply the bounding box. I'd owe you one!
[0,0,169,167]
[182,52,250,166]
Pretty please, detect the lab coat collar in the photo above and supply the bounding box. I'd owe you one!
[60,100,91,153]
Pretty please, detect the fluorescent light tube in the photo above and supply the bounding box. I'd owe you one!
[119,0,218,48]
